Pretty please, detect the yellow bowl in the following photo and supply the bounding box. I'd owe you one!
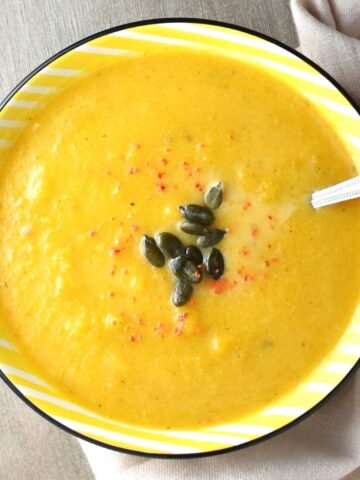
[0,19,359,458]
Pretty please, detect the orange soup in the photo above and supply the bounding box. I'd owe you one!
[0,50,359,429]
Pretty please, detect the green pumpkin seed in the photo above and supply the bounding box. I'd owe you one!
[141,235,165,267]
[172,280,193,306]
[204,182,223,209]
[185,246,203,266]
[205,248,224,279]
[169,256,203,284]
[180,222,209,236]
[155,232,184,258]
[179,204,214,226]
[197,229,226,248]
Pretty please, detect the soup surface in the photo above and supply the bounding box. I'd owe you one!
[0,50,359,429]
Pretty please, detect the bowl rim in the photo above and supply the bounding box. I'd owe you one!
[0,17,359,459]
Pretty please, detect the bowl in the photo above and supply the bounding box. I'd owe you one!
[0,19,359,458]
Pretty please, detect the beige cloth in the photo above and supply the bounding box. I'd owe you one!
[291,0,360,106]
[79,2,360,479]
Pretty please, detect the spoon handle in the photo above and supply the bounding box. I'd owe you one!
[311,176,360,208]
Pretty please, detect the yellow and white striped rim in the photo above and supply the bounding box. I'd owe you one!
[0,20,359,457]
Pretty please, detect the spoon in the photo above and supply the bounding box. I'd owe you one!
[311,176,360,208]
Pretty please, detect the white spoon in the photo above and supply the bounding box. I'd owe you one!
[311,176,360,208]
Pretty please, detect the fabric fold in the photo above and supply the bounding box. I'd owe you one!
[291,0,360,105]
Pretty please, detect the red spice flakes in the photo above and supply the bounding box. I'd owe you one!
[108,291,115,297]
[267,243,272,249]
[88,230,97,237]
[136,317,143,325]
[264,260,271,268]
[240,247,249,256]
[177,312,188,322]
[251,227,258,238]
[174,326,183,336]
[189,299,196,306]
[237,266,245,275]
[157,172,165,179]
[272,257,280,264]
[232,279,238,286]
[131,224,139,232]
[110,247,122,256]
[182,161,190,169]
[243,274,254,282]
[267,215,274,220]
[161,157,168,165]
[157,183,166,192]
[195,181,203,192]
[197,143,205,150]
[153,322,170,337]
[133,143,141,150]
[125,234,133,243]
[129,334,142,343]
[210,277,230,294]
[243,200,252,211]
[153,322,164,331]
[154,330,164,338]
[128,166,139,175]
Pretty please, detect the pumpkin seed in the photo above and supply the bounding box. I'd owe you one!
[197,229,226,248]
[141,235,165,267]
[180,222,209,236]
[155,232,184,258]
[172,280,193,306]
[169,256,203,284]
[179,204,214,226]
[205,248,224,279]
[185,246,203,266]
[204,182,223,209]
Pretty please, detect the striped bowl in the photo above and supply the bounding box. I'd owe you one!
[0,19,359,458]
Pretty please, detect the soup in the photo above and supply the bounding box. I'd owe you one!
[0,49,359,429]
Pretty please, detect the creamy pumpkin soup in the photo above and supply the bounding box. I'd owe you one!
[0,50,359,429]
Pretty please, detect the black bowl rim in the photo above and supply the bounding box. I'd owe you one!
[0,17,359,459]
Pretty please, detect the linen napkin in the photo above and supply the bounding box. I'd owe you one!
[79,3,360,478]
[291,0,360,106]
